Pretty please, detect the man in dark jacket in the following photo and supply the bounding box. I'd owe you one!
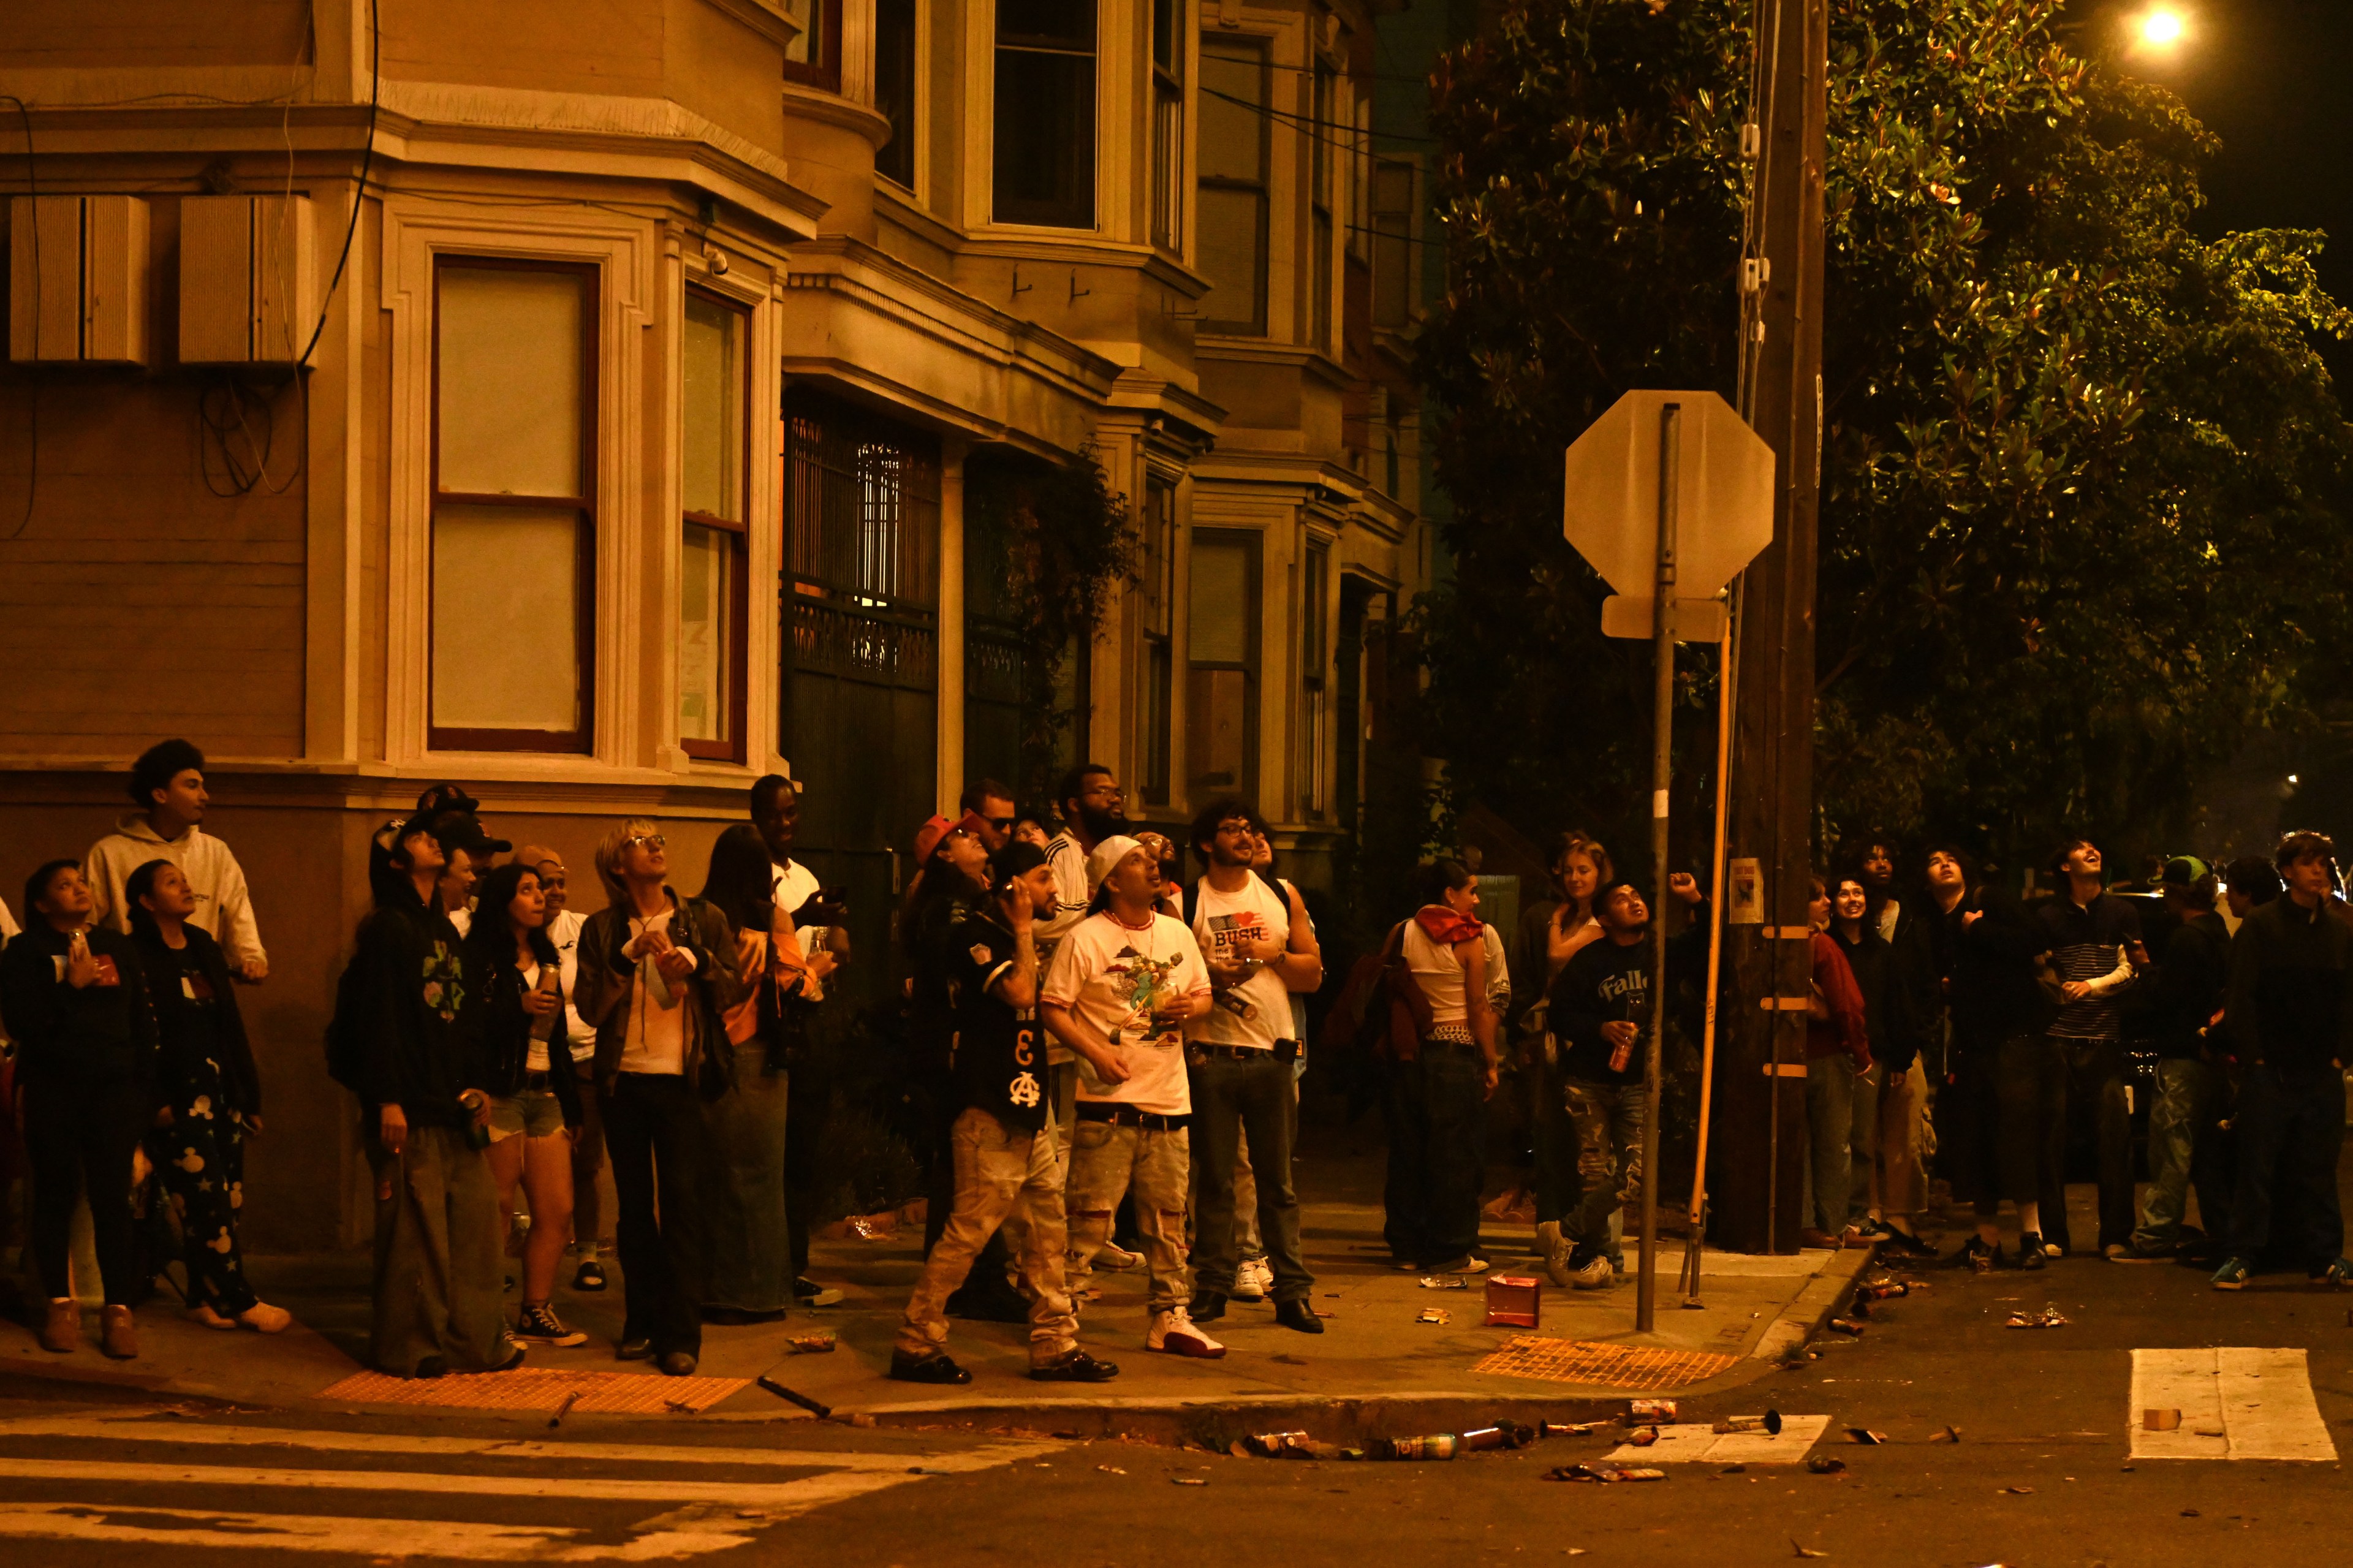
[354,813,517,1378]
[2032,838,2142,1259]
[0,860,160,1358]
[2131,857,2232,1259]
[2211,831,2353,1290]
[1546,872,1707,1289]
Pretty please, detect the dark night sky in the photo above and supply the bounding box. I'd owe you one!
[2069,0,2353,371]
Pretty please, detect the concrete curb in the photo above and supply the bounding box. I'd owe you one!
[1751,1246,1876,1363]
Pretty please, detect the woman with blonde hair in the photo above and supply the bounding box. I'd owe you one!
[572,819,745,1376]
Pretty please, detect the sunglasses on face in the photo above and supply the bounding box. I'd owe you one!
[984,816,1015,833]
[624,833,667,850]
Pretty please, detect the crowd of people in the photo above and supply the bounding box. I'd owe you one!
[1480,828,2350,1293]
[1,736,2344,1382]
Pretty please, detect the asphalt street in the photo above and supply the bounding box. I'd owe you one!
[0,1197,2344,1565]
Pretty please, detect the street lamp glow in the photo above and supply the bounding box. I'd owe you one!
[2138,8,2187,48]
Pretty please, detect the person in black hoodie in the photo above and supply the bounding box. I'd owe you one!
[1545,871,1707,1289]
[0,860,161,1358]
[2211,831,2353,1290]
[2129,856,2232,1259]
[1925,846,2056,1271]
[124,859,290,1335]
[1829,872,1933,1257]
[462,861,585,1350]
[352,814,520,1378]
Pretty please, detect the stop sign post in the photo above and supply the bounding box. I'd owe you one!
[1561,390,1773,1331]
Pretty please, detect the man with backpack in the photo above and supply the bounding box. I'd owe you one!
[1181,800,1324,1335]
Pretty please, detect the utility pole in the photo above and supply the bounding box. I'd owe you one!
[1718,0,1827,1254]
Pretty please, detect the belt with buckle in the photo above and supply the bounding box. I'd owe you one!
[1075,1103,1191,1132]
[523,1070,554,1092]
[1189,1043,1271,1061]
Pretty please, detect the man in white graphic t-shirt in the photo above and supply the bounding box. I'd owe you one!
[1041,835,1222,1360]
[1183,800,1324,1334]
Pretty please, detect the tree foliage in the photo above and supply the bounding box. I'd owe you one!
[1416,0,2353,866]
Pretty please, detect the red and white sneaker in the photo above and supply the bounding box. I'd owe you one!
[1147,1307,1227,1359]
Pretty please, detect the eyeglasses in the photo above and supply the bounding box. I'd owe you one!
[623,833,667,850]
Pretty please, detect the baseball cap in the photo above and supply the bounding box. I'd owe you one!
[914,809,991,865]
[2159,855,2213,888]
[1086,834,1148,890]
[432,810,512,858]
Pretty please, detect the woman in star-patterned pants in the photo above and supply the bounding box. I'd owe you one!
[157,1060,259,1317]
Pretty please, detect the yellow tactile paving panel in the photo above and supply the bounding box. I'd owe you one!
[1471,1336,1741,1390]
[320,1367,748,1414]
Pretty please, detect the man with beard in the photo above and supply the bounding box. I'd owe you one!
[750,775,847,1308]
[1036,765,1130,1153]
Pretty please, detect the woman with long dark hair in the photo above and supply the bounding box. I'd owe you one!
[697,823,803,1320]
[1529,835,1610,1285]
[463,862,585,1349]
[126,859,289,1333]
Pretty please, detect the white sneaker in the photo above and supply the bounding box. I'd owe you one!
[1146,1307,1227,1359]
[1232,1257,1272,1301]
[1096,1243,1143,1271]
[1569,1254,1613,1290]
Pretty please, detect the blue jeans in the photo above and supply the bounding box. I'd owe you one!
[2227,1061,2346,1270]
[1381,1042,1488,1263]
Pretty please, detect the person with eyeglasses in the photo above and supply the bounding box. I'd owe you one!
[961,779,1018,852]
[572,818,747,1376]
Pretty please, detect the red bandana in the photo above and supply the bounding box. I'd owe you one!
[1414,906,1483,946]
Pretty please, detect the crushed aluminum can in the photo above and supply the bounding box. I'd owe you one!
[1417,1307,1452,1325]
[788,1331,838,1354]
[1855,1280,1911,1300]
[1547,1463,1665,1483]
[1544,1420,1609,1436]
[1419,1274,1471,1290]
[2006,1308,2069,1330]
[1627,1398,1678,1422]
[1245,1431,1309,1457]
[1385,1434,1459,1461]
[1827,1317,1867,1336]
[1625,1426,1661,1447]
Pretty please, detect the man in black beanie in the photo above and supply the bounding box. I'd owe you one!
[890,841,1118,1386]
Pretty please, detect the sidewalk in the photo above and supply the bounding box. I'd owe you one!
[0,1154,1875,1441]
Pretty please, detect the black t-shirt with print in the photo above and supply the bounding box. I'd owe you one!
[940,906,1047,1132]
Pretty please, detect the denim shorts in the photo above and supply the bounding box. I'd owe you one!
[486,1088,566,1142]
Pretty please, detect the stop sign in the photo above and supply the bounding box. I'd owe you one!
[1562,390,1776,603]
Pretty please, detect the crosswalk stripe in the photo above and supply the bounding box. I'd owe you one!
[0,1503,659,1561]
[0,1420,1063,1557]
[0,1453,1002,1506]
[0,1414,1053,1475]
[2129,1347,2337,1461]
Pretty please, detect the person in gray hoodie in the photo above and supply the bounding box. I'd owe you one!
[83,740,267,982]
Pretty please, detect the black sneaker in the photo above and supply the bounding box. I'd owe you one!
[1881,1228,1937,1259]
[2017,1233,2048,1271]
[795,1277,846,1308]
[571,1259,607,1292]
[1188,1292,1229,1323]
[1030,1349,1120,1383]
[517,1302,588,1347]
[889,1349,972,1385]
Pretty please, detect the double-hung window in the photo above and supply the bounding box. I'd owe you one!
[875,0,919,189]
[1140,477,1176,805]
[1187,529,1259,803]
[680,289,750,762]
[1310,57,1335,352]
[430,259,597,752]
[781,0,843,91]
[1197,37,1268,335]
[1299,542,1328,816]
[994,0,1097,229]
[1150,0,1184,252]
